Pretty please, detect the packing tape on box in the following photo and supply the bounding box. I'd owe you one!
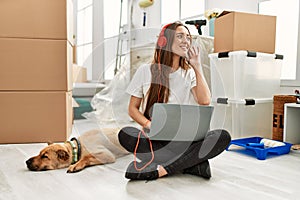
[139,0,154,8]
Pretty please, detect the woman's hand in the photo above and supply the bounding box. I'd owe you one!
[188,46,201,70]
[143,120,151,132]
[188,46,211,105]
[128,96,153,130]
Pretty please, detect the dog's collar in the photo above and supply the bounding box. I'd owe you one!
[66,137,81,164]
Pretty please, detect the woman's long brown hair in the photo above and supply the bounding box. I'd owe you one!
[143,22,192,119]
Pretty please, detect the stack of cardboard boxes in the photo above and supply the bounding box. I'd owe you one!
[0,0,74,143]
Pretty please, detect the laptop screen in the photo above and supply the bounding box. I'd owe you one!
[148,103,214,141]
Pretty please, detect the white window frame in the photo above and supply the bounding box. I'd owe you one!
[161,0,206,23]
[92,0,104,82]
[161,0,206,36]
[74,0,129,83]
[281,0,300,86]
[259,0,300,87]
[74,0,106,83]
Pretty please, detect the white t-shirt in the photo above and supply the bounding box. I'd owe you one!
[126,64,198,111]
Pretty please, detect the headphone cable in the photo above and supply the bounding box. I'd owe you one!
[133,129,155,171]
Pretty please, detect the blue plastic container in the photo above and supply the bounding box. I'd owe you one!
[209,17,215,37]
[226,137,292,160]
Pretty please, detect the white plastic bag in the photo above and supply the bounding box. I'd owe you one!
[83,64,132,125]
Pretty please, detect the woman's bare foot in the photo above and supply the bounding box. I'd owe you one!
[157,165,168,177]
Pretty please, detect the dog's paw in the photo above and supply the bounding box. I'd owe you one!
[67,164,83,173]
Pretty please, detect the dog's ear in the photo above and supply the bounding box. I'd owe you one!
[47,141,53,145]
[57,150,69,161]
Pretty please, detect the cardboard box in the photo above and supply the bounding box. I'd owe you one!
[0,91,73,144]
[73,64,87,83]
[73,45,77,64]
[0,0,73,44]
[0,38,72,91]
[214,11,276,54]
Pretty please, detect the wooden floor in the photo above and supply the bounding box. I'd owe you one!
[1,120,299,200]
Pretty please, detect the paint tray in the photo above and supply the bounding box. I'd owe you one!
[226,137,292,160]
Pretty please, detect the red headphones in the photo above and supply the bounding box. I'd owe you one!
[157,23,172,48]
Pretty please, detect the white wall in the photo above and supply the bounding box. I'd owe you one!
[205,0,261,13]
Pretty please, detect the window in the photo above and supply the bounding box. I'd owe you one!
[103,0,127,38]
[76,0,93,80]
[103,0,128,80]
[161,0,180,24]
[161,0,205,35]
[161,0,205,22]
[75,0,128,82]
[259,0,300,85]
[181,0,205,19]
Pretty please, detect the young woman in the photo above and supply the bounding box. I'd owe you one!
[118,21,231,180]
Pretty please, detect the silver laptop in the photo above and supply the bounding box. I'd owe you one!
[148,103,214,141]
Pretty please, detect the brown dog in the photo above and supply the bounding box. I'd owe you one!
[26,128,129,173]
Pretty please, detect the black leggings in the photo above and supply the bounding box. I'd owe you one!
[118,127,231,175]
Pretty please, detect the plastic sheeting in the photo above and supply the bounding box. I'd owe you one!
[83,35,214,125]
[82,63,133,125]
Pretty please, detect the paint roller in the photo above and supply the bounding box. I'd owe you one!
[138,0,154,26]
[247,138,286,148]
[260,138,286,147]
[139,0,154,8]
